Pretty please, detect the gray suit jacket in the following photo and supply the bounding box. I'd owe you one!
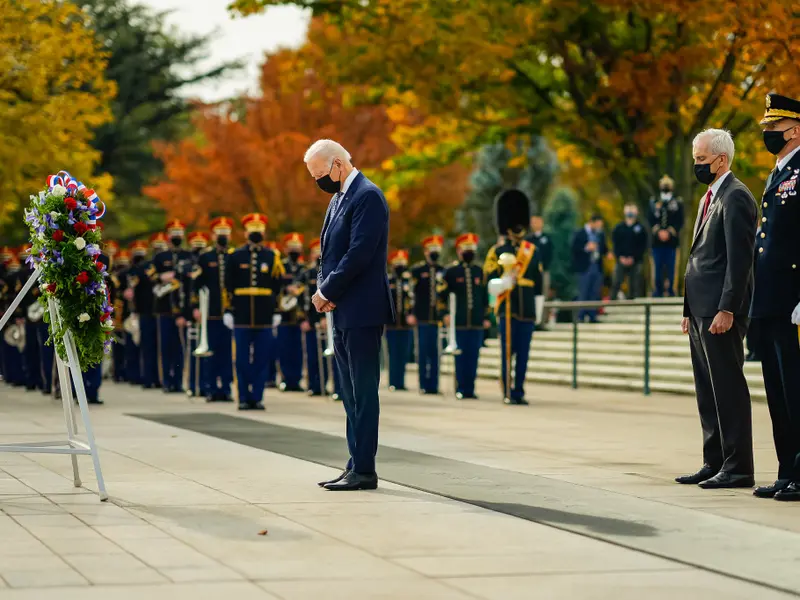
[683,173,757,319]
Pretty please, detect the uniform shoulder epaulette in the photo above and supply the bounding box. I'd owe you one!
[272,248,282,259]
[411,260,426,269]
[200,246,214,255]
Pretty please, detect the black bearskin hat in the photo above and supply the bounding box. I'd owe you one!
[494,188,530,236]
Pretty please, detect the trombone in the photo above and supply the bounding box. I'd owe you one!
[194,287,213,358]
[313,313,336,397]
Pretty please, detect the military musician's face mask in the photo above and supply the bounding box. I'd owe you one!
[763,127,795,156]
[624,211,637,220]
[316,161,341,194]
[461,250,475,264]
[170,236,183,248]
[428,251,440,263]
[248,232,264,245]
[132,255,144,265]
[216,235,228,248]
[288,251,301,262]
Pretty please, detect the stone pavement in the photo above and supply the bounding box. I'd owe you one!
[0,376,796,600]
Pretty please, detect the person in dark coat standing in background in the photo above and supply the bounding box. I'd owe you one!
[649,175,685,297]
[571,214,607,323]
[610,202,649,300]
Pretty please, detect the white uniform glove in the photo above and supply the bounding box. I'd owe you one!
[791,302,800,325]
[272,314,282,328]
[223,312,234,330]
[487,274,515,297]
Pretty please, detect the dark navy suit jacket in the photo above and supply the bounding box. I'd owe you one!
[318,172,395,329]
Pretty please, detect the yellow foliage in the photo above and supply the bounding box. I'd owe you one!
[0,0,115,228]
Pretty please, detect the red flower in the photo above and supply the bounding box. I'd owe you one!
[52,230,64,242]
[75,271,90,285]
[45,283,57,294]
[73,222,88,235]
[64,198,77,211]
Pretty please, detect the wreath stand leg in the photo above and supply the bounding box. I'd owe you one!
[0,267,108,502]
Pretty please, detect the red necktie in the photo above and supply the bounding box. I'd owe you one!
[701,189,712,222]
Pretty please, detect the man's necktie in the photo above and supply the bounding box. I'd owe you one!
[330,192,341,218]
[701,189,713,222]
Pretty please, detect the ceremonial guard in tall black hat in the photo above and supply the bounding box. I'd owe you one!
[385,249,412,391]
[185,231,210,398]
[125,240,152,386]
[225,213,284,410]
[648,174,684,296]
[485,190,542,405]
[277,232,305,392]
[0,249,25,387]
[192,217,235,402]
[298,238,330,396]
[751,93,800,502]
[440,233,489,399]
[408,235,445,395]
[150,220,192,393]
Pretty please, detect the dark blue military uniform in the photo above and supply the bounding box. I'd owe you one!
[751,147,800,489]
[297,257,331,395]
[194,244,234,400]
[386,262,413,391]
[16,255,44,392]
[648,189,684,296]
[225,241,284,408]
[440,260,489,399]
[410,260,445,394]
[129,249,160,388]
[151,246,192,392]
[484,238,542,404]
[0,262,25,386]
[81,253,110,403]
[277,254,304,392]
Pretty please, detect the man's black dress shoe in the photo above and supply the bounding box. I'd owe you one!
[675,465,718,484]
[251,402,265,411]
[238,403,251,411]
[324,471,378,491]
[754,479,791,498]
[698,472,754,489]
[87,398,104,405]
[318,469,350,488]
[774,482,800,501]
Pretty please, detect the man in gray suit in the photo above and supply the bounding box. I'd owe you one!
[677,128,757,489]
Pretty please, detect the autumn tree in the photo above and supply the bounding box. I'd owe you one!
[230,0,797,215]
[144,49,467,250]
[0,0,115,242]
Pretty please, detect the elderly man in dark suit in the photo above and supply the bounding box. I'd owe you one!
[677,128,757,489]
[305,139,395,491]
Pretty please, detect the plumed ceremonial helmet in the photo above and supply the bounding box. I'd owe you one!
[494,189,530,236]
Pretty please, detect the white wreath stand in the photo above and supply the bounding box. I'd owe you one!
[0,267,108,501]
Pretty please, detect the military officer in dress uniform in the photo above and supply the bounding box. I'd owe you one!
[106,241,127,383]
[298,238,330,396]
[485,190,543,405]
[225,213,284,410]
[648,175,684,297]
[150,220,192,393]
[752,93,800,502]
[408,235,445,395]
[185,231,210,397]
[277,232,305,392]
[193,217,235,402]
[440,234,490,400]
[124,240,151,386]
[265,240,280,388]
[385,249,412,391]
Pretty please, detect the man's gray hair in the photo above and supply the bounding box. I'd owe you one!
[693,128,735,163]
[304,139,352,167]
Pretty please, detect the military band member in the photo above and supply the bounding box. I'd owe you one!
[185,231,210,397]
[298,238,330,396]
[408,235,445,395]
[126,240,153,386]
[0,246,11,383]
[0,249,25,387]
[648,175,684,297]
[81,252,110,404]
[440,234,489,400]
[385,249,412,391]
[265,240,280,388]
[138,232,168,388]
[106,241,127,383]
[752,93,800,502]
[485,190,542,405]
[526,215,553,326]
[225,213,284,410]
[193,217,235,402]
[277,232,305,392]
[16,244,43,392]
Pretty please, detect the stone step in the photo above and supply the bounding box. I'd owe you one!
[484,339,690,357]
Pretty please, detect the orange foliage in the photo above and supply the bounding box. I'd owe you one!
[144,49,467,249]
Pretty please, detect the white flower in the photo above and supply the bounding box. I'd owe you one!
[49,211,60,220]
[104,318,114,328]
[74,237,86,250]
[50,185,67,198]
[78,313,90,323]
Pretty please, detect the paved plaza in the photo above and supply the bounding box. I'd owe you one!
[0,378,796,599]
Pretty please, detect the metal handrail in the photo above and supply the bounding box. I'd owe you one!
[541,297,684,395]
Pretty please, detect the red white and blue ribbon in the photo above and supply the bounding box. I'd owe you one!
[46,170,105,220]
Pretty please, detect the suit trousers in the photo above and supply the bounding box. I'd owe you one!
[386,328,411,390]
[688,315,754,475]
[577,264,602,321]
[610,262,643,300]
[334,325,383,475]
[753,317,800,481]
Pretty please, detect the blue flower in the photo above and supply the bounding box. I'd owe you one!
[85,243,101,257]
[86,281,101,296]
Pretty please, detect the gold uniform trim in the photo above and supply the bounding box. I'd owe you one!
[234,288,273,296]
